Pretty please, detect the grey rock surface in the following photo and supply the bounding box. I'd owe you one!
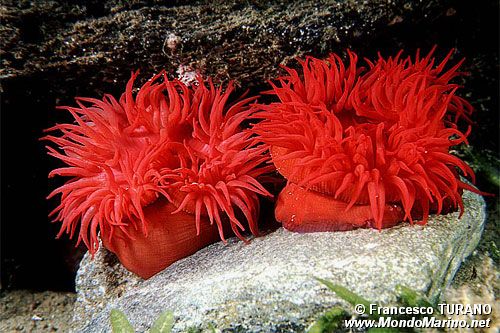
[73,190,486,332]
[73,241,142,327]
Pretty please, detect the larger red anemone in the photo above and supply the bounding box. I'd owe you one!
[43,72,272,278]
[252,48,479,232]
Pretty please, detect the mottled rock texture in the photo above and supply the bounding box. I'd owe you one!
[0,1,467,88]
[1,0,498,101]
[73,190,485,332]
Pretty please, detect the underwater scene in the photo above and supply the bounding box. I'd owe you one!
[1,0,498,332]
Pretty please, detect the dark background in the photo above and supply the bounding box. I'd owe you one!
[1,0,498,291]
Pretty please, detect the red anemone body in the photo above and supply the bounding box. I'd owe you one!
[44,72,272,278]
[253,48,479,231]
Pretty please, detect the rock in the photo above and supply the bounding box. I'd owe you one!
[0,0,454,91]
[0,290,76,332]
[72,242,142,326]
[72,190,485,332]
[443,254,500,332]
[4,0,496,103]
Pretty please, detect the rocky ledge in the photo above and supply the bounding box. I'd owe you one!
[72,190,485,332]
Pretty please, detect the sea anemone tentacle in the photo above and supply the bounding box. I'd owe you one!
[44,71,272,277]
[252,49,482,232]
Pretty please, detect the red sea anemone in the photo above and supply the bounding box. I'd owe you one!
[252,48,480,232]
[43,71,272,278]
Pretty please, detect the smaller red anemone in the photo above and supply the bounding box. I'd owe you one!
[43,72,272,278]
[253,48,481,232]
